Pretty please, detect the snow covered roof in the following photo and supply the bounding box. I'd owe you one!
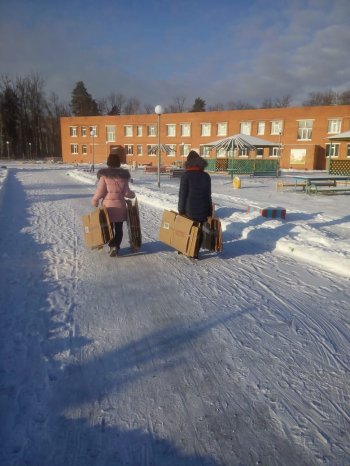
[207,133,277,151]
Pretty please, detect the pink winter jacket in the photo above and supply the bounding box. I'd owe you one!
[91,167,135,223]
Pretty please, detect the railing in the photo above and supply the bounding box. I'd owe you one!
[206,159,228,172]
[206,158,279,174]
[329,159,350,175]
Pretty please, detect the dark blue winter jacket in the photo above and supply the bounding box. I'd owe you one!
[178,157,212,223]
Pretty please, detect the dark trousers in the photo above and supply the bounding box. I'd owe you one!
[109,222,123,248]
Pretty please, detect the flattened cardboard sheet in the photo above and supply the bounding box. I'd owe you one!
[82,207,112,249]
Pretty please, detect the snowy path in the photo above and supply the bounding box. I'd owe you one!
[0,166,349,465]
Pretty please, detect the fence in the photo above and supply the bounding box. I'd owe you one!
[329,159,350,175]
[206,158,279,174]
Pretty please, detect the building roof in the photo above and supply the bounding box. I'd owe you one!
[328,130,350,140]
[207,133,277,151]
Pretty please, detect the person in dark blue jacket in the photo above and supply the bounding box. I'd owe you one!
[178,150,212,258]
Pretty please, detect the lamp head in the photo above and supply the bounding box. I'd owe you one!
[154,105,163,115]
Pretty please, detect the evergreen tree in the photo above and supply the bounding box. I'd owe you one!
[71,81,99,116]
[190,97,206,112]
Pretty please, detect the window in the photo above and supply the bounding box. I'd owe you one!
[81,127,87,137]
[256,148,264,157]
[124,126,133,137]
[216,148,226,158]
[290,149,306,165]
[106,125,116,142]
[200,145,211,157]
[347,144,350,157]
[257,121,265,135]
[180,123,191,137]
[271,120,283,135]
[70,126,77,137]
[70,144,78,154]
[297,120,313,140]
[137,126,142,136]
[89,126,98,137]
[201,123,211,137]
[240,121,251,135]
[166,124,176,137]
[125,144,133,155]
[147,125,156,137]
[269,147,280,157]
[166,144,176,157]
[147,144,157,155]
[238,148,249,157]
[327,119,341,134]
[137,145,143,156]
[217,122,227,136]
[82,144,87,155]
[180,144,191,157]
[325,144,339,157]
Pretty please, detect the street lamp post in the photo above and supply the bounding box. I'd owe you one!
[90,129,95,172]
[278,130,282,156]
[29,142,32,159]
[155,105,163,188]
[6,141,10,159]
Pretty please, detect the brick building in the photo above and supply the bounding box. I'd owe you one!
[60,105,350,170]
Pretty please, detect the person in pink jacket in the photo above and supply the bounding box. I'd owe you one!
[91,147,135,257]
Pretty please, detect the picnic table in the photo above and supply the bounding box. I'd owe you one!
[284,175,350,194]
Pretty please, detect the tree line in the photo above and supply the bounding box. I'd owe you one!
[1,74,349,159]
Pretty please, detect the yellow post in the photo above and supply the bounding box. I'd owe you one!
[233,176,241,189]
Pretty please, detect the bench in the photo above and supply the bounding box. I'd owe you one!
[250,171,279,177]
[144,166,167,174]
[169,168,185,178]
[276,180,306,191]
[306,180,337,194]
[308,185,350,194]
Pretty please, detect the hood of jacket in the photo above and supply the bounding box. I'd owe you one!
[184,156,208,170]
[97,167,131,180]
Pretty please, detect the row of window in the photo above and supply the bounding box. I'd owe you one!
[69,119,344,142]
[70,142,350,158]
[69,143,283,158]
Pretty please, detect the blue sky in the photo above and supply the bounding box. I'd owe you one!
[1,0,349,109]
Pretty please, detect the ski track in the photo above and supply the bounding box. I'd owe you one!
[0,166,349,466]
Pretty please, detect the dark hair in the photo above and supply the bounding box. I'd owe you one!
[109,146,126,164]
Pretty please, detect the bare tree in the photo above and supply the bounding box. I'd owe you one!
[274,94,292,108]
[226,100,255,110]
[302,90,337,106]
[123,97,141,115]
[207,103,225,111]
[143,104,154,114]
[338,89,350,105]
[260,98,273,109]
[105,92,126,115]
[165,95,187,113]
[96,97,108,115]
[46,92,70,158]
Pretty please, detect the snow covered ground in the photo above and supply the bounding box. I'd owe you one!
[0,162,349,466]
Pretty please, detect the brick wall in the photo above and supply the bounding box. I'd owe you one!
[60,105,350,169]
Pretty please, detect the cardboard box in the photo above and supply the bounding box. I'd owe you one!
[202,217,223,252]
[82,207,113,249]
[159,210,201,257]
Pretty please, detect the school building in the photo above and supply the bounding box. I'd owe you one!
[60,105,350,171]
